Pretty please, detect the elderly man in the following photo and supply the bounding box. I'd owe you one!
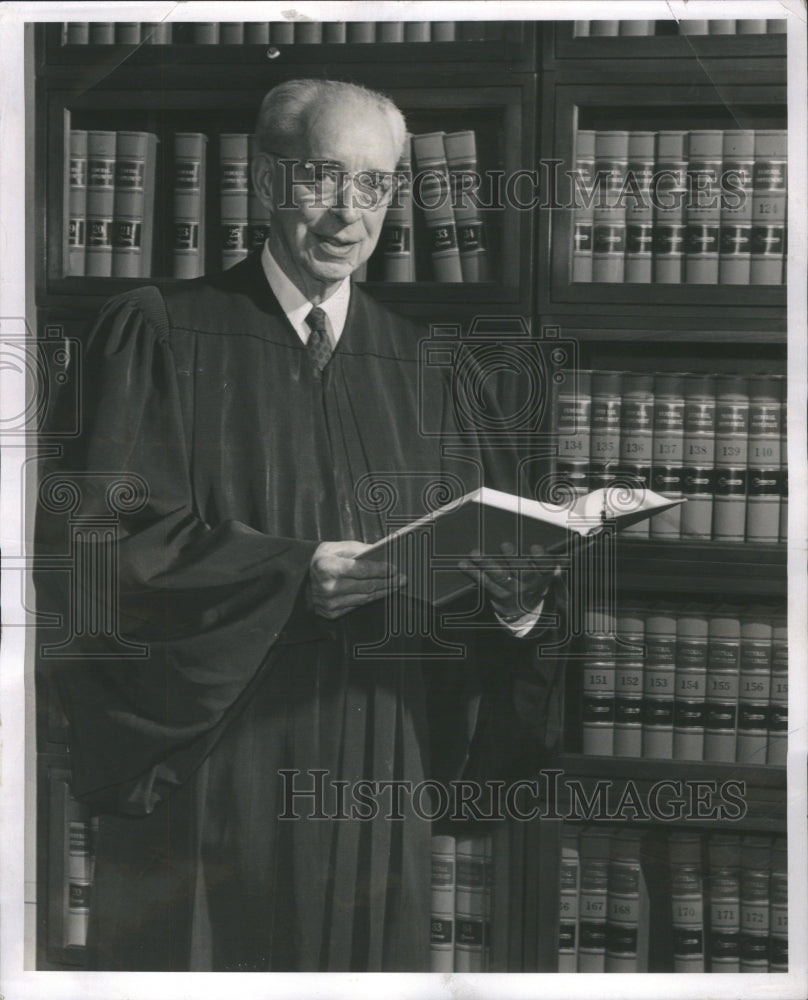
[36,79,563,972]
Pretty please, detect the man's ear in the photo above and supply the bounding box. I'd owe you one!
[251,152,275,214]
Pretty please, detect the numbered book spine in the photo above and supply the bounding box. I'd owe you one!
[653,131,687,283]
[112,131,157,278]
[650,374,684,538]
[411,132,463,282]
[581,608,616,756]
[570,130,595,282]
[614,602,645,757]
[577,826,612,972]
[589,371,622,489]
[555,369,591,500]
[739,836,772,972]
[592,131,628,282]
[713,376,749,542]
[685,130,722,283]
[618,373,654,537]
[708,832,742,971]
[624,131,655,283]
[172,132,207,279]
[378,140,414,281]
[704,607,741,762]
[769,837,787,971]
[64,800,94,947]
[443,130,491,282]
[737,606,773,765]
[455,835,486,972]
[85,130,117,277]
[220,134,249,270]
[750,130,787,284]
[605,829,649,972]
[558,830,580,972]
[66,129,88,276]
[430,835,455,972]
[767,608,787,765]
[246,135,270,254]
[746,376,783,542]
[642,607,677,759]
[673,607,709,760]
[669,831,706,971]
[719,130,754,284]
[681,375,716,539]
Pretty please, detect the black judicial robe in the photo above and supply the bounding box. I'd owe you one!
[35,252,565,971]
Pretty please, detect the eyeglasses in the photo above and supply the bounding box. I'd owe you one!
[267,151,397,209]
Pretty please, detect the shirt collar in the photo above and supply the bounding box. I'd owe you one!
[261,241,351,344]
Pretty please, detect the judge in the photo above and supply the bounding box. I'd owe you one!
[36,79,565,971]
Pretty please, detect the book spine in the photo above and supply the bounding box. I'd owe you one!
[112,132,156,278]
[719,130,754,284]
[685,130,722,284]
[378,141,414,281]
[375,22,403,42]
[738,19,767,34]
[89,23,115,45]
[618,373,654,537]
[558,831,580,972]
[269,22,296,44]
[455,835,486,972]
[642,608,677,759]
[605,830,649,972]
[673,609,709,760]
[704,609,741,762]
[571,130,595,282]
[483,834,492,971]
[192,22,220,44]
[219,23,244,44]
[653,131,687,283]
[739,836,772,972]
[750,130,787,284]
[577,827,612,972]
[737,608,773,765]
[489,820,510,971]
[620,21,653,36]
[766,609,787,765]
[746,376,783,542]
[650,374,684,538]
[680,375,716,539]
[319,22,345,42]
[555,370,591,500]
[244,23,271,44]
[246,134,270,255]
[590,21,620,36]
[85,130,117,277]
[614,604,644,757]
[443,130,491,282]
[404,22,431,41]
[680,21,709,34]
[346,22,375,42]
[64,804,93,947]
[432,22,456,41]
[220,134,249,270]
[708,833,742,972]
[624,131,655,283]
[709,20,736,34]
[66,129,88,277]
[589,372,622,489]
[768,19,787,34]
[172,132,207,279]
[411,132,463,281]
[65,22,89,44]
[144,22,173,44]
[115,22,141,44]
[573,21,590,38]
[581,609,616,756]
[592,131,628,282]
[779,382,787,541]
[713,376,749,542]
[769,838,788,971]
[669,832,706,971]
[430,835,456,972]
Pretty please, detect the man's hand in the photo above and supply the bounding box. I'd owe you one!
[459,542,555,621]
[309,540,405,620]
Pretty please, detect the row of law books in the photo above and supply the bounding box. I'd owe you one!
[571,129,787,285]
[430,834,493,972]
[558,827,787,973]
[555,371,787,544]
[573,20,786,37]
[575,600,787,766]
[60,21,506,46]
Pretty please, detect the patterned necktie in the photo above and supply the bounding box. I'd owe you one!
[305,306,333,374]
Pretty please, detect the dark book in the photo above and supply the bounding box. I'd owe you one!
[247,134,271,255]
[219,133,249,270]
[191,22,220,44]
[376,22,403,42]
[454,835,486,972]
[557,830,581,971]
[346,22,374,42]
[220,23,245,44]
[378,141,414,282]
[430,835,455,972]
[411,132,463,282]
[244,23,270,44]
[115,22,141,44]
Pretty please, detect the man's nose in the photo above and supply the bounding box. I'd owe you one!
[328,186,363,224]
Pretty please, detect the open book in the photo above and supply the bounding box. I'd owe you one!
[358,486,684,606]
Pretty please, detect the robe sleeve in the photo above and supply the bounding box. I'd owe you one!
[35,287,318,815]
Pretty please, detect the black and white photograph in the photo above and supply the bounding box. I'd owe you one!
[0,1,806,998]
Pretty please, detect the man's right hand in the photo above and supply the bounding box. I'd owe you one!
[308,540,405,620]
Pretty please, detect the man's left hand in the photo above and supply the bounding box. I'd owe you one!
[459,542,554,621]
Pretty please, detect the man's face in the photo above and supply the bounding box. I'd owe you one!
[265,103,400,300]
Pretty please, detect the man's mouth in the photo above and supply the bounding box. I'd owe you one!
[316,235,358,257]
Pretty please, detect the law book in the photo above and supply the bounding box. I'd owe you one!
[618,373,654,537]
[779,379,787,541]
[614,602,644,757]
[558,830,581,972]
[219,133,249,270]
[704,606,741,762]
[750,130,787,284]
[573,21,590,38]
[737,606,773,765]
[66,129,88,276]
[707,832,742,971]
[247,134,271,255]
[318,22,344,42]
[650,374,685,538]
[739,836,772,972]
[358,486,684,607]
[624,131,655,283]
[432,22,456,41]
[64,22,89,44]
[709,20,736,34]
[570,130,595,283]
[620,21,653,36]
[430,834,456,972]
[405,22,431,41]
[191,22,220,44]
[679,21,709,35]
[111,131,158,278]
[769,837,787,971]
[669,831,706,971]
[346,22,375,42]
[482,834,493,970]
[410,132,463,282]
[680,374,716,539]
[719,131,754,284]
[489,820,510,971]
[377,141,414,282]
[443,130,491,282]
[590,21,619,36]
[685,130,722,283]
[581,607,616,756]
[737,19,767,34]
[589,371,621,489]
[712,375,749,542]
[455,835,486,972]
[89,23,115,45]
[577,826,612,972]
[375,22,402,42]
[507,815,526,971]
[673,606,709,760]
[642,606,676,759]
[115,22,141,44]
[746,376,783,542]
[220,23,245,44]
[766,607,787,765]
[653,131,687,283]
[269,22,295,44]
[172,132,207,279]
[768,19,787,34]
[555,369,591,501]
[604,829,649,972]
[64,800,93,947]
[85,130,117,277]
[592,131,628,282]
[144,22,173,44]
[244,23,271,44]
